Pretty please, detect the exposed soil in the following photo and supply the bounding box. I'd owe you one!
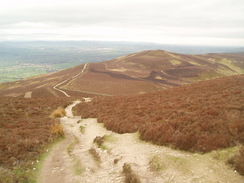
[24,91,32,98]
[38,101,244,183]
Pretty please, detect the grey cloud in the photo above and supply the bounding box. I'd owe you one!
[0,0,244,45]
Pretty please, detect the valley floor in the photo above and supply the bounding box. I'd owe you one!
[38,101,244,183]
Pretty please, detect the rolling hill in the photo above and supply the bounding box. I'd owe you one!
[0,50,243,180]
[73,74,244,151]
[0,50,243,97]
[73,73,244,175]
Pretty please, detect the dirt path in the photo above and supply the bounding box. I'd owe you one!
[53,63,88,97]
[38,101,244,183]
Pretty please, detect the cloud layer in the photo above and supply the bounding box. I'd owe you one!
[1,0,244,46]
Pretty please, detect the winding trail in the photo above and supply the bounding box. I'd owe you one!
[53,63,88,97]
[38,101,244,183]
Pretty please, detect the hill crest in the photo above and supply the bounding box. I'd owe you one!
[0,50,243,97]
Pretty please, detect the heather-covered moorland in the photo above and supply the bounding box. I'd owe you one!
[0,97,71,182]
[74,74,244,175]
[74,75,244,152]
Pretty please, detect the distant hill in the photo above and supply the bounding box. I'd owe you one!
[63,50,244,95]
[0,50,243,97]
[104,50,244,83]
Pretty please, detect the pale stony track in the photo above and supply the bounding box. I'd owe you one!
[38,101,244,183]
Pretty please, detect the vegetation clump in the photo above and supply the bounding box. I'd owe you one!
[51,123,64,138]
[93,135,113,150]
[122,163,141,183]
[89,148,101,164]
[234,147,244,175]
[67,137,79,156]
[93,136,105,148]
[228,146,244,175]
[149,155,165,172]
[50,107,66,118]
[79,125,85,134]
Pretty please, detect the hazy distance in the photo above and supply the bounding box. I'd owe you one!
[1,0,244,46]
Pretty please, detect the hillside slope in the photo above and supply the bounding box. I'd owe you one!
[0,50,243,97]
[57,50,244,95]
[104,50,244,83]
[74,74,244,152]
[0,97,71,182]
[0,64,96,98]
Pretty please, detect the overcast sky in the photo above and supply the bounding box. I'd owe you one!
[0,0,244,46]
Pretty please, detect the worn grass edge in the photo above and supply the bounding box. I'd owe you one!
[35,137,65,182]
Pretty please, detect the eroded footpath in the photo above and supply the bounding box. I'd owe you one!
[38,101,244,183]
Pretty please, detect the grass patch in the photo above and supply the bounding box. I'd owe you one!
[149,155,166,172]
[50,123,64,138]
[50,107,66,118]
[66,136,84,175]
[170,60,181,65]
[209,146,240,162]
[188,61,201,66]
[72,157,84,175]
[149,154,190,174]
[195,70,224,81]
[122,163,141,183]
[93,134,114,150]
[67,136,79,156]
[218,58,244,74]
[36,137,64,174]
[227,146,244,175]
[79,125,85,134]
[0,166,35,183]
[0,137,64,183]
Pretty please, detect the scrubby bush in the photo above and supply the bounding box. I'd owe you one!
[50,107,66,118]
[50,123,64,138]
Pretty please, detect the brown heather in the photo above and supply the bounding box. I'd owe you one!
[0,97,70,169]
[74,75,244,152]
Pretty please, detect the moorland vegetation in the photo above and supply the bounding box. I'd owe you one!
[0,97,71,182]
[74,75,244,174]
